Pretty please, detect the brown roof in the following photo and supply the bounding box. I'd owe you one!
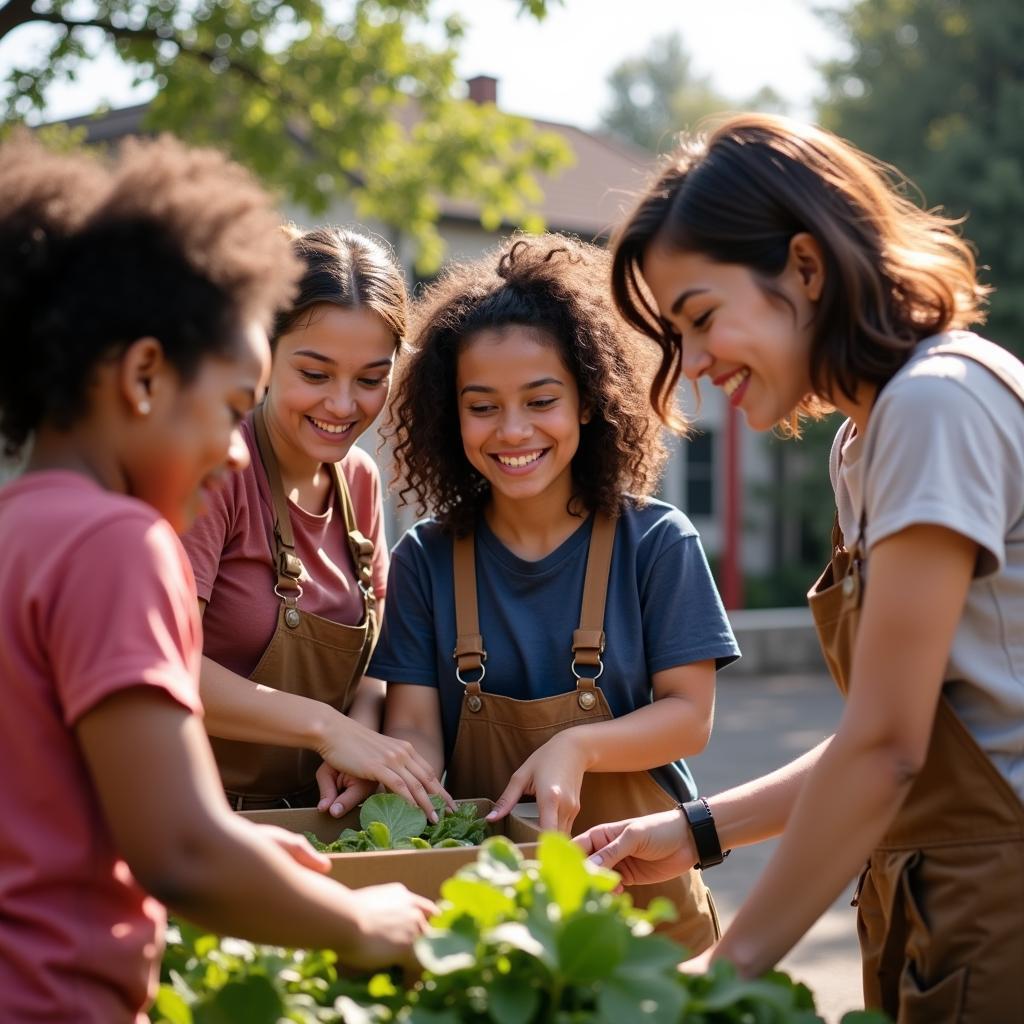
[58,102,655,239]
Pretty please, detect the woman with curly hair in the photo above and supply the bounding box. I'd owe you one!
[0,134,433,1022]
[577,114,1024,1019]
[371,234,739,952]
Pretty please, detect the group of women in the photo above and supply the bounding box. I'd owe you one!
[2,112,1021,1024]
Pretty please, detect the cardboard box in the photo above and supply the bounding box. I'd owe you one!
[241,799,542,900]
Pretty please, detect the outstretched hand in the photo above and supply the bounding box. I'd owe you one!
[318,718,454,820]
[574,808,696,886]
[486,734,589,833]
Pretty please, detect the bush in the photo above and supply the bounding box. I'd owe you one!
[151,833,887,1024]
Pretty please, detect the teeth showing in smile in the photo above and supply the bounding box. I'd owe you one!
[309,416,352,435]
[721,368,750,397]
[496,450,544,468]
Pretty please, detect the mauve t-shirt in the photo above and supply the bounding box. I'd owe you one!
[181,414,389,678]
[0,471,202,1023]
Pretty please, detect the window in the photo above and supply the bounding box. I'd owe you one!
[685,430,714,516]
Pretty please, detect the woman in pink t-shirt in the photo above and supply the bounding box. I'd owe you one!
[0,134,433,1024]
[182,227,450,819]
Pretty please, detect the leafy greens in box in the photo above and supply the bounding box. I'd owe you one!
[152,832,890,1024]
[304,794,488,853]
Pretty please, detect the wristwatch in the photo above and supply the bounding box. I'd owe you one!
[679,797,729,870]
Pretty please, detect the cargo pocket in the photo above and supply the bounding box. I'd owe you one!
[900,962,967,1023]
[896,851,969,1022]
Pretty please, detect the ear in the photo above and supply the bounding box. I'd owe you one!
[787,232,825,303]
[118,337,167,417]
[579,405,593,425]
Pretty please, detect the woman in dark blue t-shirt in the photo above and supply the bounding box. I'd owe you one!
[372,235,738,952]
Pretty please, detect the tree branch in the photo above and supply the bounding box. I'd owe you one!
[1,6,268,89]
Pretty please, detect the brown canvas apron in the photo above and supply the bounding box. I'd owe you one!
[444,512,719,954]
[212,404,379,810]
[808,338,1024,1022]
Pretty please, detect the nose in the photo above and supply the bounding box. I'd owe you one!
[324,382,357,418]
[681,340,713,381]
[496,407,532,445]
[226,426,251,472]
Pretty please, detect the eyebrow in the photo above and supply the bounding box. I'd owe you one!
[293,350,393,370]
[670,288,710,316]
[460,377,565,397]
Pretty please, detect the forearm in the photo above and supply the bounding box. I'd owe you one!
[708,736,831,851]
[385,724,445,778]
[161,809,368,952]
[714,730,914,976]
[569,694,711,773]
[199,655,336,750]
[348,677,385,732]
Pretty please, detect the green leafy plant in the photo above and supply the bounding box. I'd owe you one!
[304,795,489,853]
[152,831,889,1023]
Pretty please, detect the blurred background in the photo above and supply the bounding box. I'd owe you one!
[3,0,1022,615]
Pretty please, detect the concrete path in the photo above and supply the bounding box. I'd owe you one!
[693,672,865,1024]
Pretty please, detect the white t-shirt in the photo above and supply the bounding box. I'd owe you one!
[830,332,1024,799]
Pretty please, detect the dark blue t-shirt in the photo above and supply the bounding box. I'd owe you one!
[370,498,740,801]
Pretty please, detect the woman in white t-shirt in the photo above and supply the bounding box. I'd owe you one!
[580,113,1024,1022]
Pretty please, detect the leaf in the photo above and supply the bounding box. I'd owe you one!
[537,832,591,916]
[366,821,393,849]
[485,923,556,970]
[840,1014,891,1024]
[556,913,629,983]
[597,972,686,1024]
[415,927,478,975]
[487,974,541,1024]
[360,794,427,843]
[440,878,517,929]
[152,985,193,1024]
[205,975,283,1024]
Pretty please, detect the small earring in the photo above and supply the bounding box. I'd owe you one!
[137,399,151,415]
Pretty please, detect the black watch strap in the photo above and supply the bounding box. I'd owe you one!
[679,797,729,870]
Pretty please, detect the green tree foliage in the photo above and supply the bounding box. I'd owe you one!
[0,0,572,270]
[818,0,1024,353]
[599,31,786,154]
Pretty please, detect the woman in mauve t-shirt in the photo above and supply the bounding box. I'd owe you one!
[182,227,448,820]
[0,134,432,1024]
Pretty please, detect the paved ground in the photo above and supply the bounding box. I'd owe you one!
[694,672,864,1024]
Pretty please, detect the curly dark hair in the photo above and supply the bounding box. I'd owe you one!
[0,131,299,455]
[273,225,407,349]
[611,114,988,433]
[385,234,671,535]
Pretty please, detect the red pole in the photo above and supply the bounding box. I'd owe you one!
[722,403,743,609]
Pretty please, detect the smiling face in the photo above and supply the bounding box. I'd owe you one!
[263,303,396,474]
[640,235,823,431]
[456,326,587,512]
[128,319,271,533]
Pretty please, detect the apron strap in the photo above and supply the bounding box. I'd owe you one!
[253,404,376,618]
[329,460,376,619]
[572,512,616,678]
[252,403,303,607]
[452,531,485,690]
[451,512,619,694]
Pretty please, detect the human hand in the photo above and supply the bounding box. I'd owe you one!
[678,947,714,975]
[255,823,331,874]
[319,716,454,821]
[315,764,378,818]
[342,883,437,973]
[574,808,696,886]
[487,733,589,833]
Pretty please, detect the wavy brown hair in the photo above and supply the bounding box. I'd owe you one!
[610,113,989,432]
[385,234,670,535]
[272,225,407,349]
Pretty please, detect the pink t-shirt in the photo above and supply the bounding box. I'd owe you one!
[0,471,202,1024]
[181,415,388,679]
